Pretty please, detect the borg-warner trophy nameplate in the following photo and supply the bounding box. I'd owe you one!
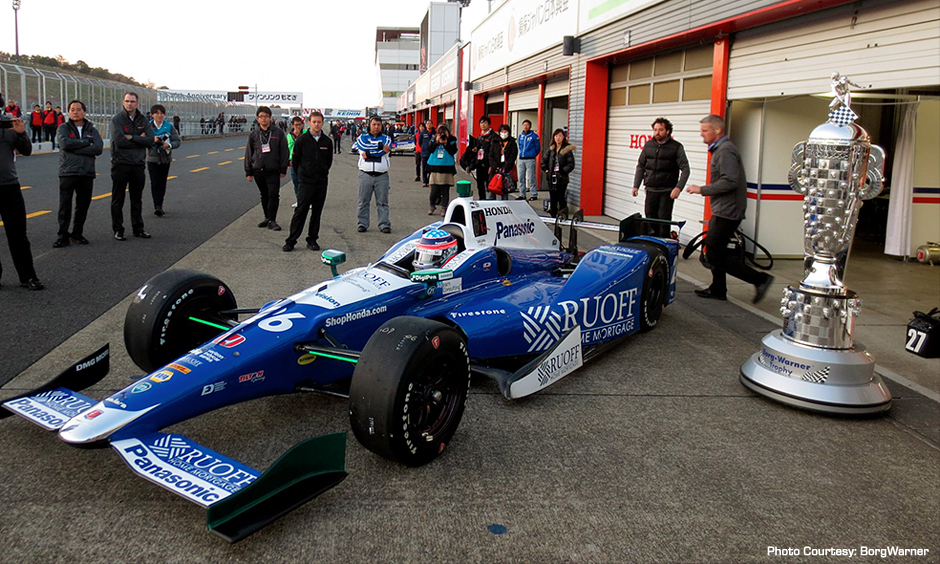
[740,73,891,414]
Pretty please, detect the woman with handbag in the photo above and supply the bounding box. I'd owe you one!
[426,125,458,216]
[487,124,518,201]
[541,129,576,218]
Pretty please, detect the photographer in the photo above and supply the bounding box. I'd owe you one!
[0,94,43,290]
[54,100,103,247]
[425,125,457,216]
[147,104,181,217]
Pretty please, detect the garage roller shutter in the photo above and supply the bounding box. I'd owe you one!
[545,80,569,99]
[508,87,539,111]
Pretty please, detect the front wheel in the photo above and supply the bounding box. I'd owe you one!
[640,253,669,331]
[349,316,470,466]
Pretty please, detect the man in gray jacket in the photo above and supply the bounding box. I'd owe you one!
[110,92,155,240]
[54,100,103,247]
[687,114,773,304]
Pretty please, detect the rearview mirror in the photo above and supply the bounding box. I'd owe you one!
[320,250,346,277]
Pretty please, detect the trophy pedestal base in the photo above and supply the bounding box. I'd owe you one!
[740,331,891,415]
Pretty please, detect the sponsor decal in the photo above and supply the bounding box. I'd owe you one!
[160,289,196,346]
[85,409,102,420]
[238,371,265,384]
[482,261,493,272]
[450,309,506,319]
[431,336,440,349]
[350,271,391,289]
[112,433,260,507]
[757,348,814,379]
[483,205,512,217]
[502,279,512,286]
[522,288,639,352]
[314,292,342,309]
[510,327,583,398]
[2,388,96,430]
[76,348,110,372]
[198,350,225,363]
[259,308,306,333]
[216,334,245,348]
[383,240,418,265]
[105,397,128,409]
[597,247,639,259]
[442,278,462,295]
[412,271,454,283]
[297,354,317,366]
[218,285,226,296]
[178,355,203,367]
[325,305,388,328]
[131,382,152,394]
[167,363,191,374]
[150,370,174,383]
[201,381,227,396]
[495,220,537,241]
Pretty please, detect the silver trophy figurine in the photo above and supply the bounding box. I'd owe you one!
[740,73,891,414]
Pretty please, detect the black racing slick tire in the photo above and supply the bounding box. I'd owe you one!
[124,269,237,373]
[349,316,471,467]
[640,252,669,331]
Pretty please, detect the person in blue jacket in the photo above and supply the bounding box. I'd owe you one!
[418,119,434,186]
[147,104,181,217]
[425,125,458,216]
[515,119,541,201]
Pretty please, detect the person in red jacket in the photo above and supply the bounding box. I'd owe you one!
[29,105,43,143]
[413,122,424,182]
[42,101,57,145]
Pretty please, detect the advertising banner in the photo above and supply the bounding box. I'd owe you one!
[244,92,304,106]
[578,0,667,35]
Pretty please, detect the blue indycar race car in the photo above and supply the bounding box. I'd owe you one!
[3,198,679,542]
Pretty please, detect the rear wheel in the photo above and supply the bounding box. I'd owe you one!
[124,269,237,372]
[640,253,669,331]
[349,316,470,466]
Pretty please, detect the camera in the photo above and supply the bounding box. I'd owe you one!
[0,92,12,129]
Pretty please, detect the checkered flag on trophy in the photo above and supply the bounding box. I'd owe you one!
[828,105,858,126]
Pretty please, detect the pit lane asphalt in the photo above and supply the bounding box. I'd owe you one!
[0,135,266,384]
[1,150,937,563]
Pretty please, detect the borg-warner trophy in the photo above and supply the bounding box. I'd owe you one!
[740,73,891,414]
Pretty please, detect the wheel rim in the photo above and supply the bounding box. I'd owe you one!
[406,354,464,444]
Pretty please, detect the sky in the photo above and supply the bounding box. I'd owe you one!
[1,0,480,109]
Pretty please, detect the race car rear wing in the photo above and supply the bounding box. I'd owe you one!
[539,209,685,255]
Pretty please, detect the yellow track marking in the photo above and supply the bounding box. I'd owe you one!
[218,161,232,166]
[191,167,209,172]
[186,154,200,158]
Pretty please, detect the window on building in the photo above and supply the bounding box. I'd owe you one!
[609,46,713,107]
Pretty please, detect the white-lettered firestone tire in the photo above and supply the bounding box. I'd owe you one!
[349,316,470,467]
[124,269,237,373]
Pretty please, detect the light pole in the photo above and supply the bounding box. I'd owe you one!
[12,0,21,61]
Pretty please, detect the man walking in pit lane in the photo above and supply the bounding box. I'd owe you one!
[632,117,690,237]
[687,114,774,303]
[353,116,395,233]
[245,106,289,231]
[110,92,156,241]
[283,111,332,252]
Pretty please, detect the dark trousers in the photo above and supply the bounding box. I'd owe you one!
[414,153,422,179]
[30,125,42,143]
[0,183,38,283]
[286,182,328,245]
[148,162,171,208]
[333,137,342,154]
[475,167,490,200]
[705,215,769,296]
[644,189,675,237]
[429,184,450,210]
[548,179,568,217]
[111,163,146,234]
[43,125,57,147]
[422,157,430,185]
[58,176,93,238]
[253,171,281,222]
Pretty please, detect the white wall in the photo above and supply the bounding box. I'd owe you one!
[911,99,940,254]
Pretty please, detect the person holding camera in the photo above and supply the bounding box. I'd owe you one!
[54,100,103,248]
[425,125,458,217]
[0,95,43,290]
[541,129,576,218]
[147,104,181,217]
[111,92,156,240]
[353,116,395,233]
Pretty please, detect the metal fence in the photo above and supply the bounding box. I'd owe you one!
[0,62,285,139]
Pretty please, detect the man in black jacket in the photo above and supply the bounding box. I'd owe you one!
[632,117,690,237]
[110,92,155,240]
[687,114,773,304]
[55,100,103,247]
[472,116,498,200]
[283,111,333,252]
[245,106,289,231]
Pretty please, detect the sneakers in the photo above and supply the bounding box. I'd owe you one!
[422,184,429,188]
[428,206,436,215]
[282,242,294,252]
[291,202,298,208]
[267,221,282,231]
[380,227,391,234]
[754,275,775,304]
[114,232,127,241]
[414,177,420,182]
[306,242,320,251]
[515,196,526,200]
[53,237,69,248]
[133,231,152,239]
[154,207,165,217]
[70,235,89,245]
[694,288,727,300]
[258,219,270,228]
[21,278,44,291]
[357,225,367,233]
[529,196,538,201]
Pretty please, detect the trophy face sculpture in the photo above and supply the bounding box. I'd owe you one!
[740,73,892,414]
